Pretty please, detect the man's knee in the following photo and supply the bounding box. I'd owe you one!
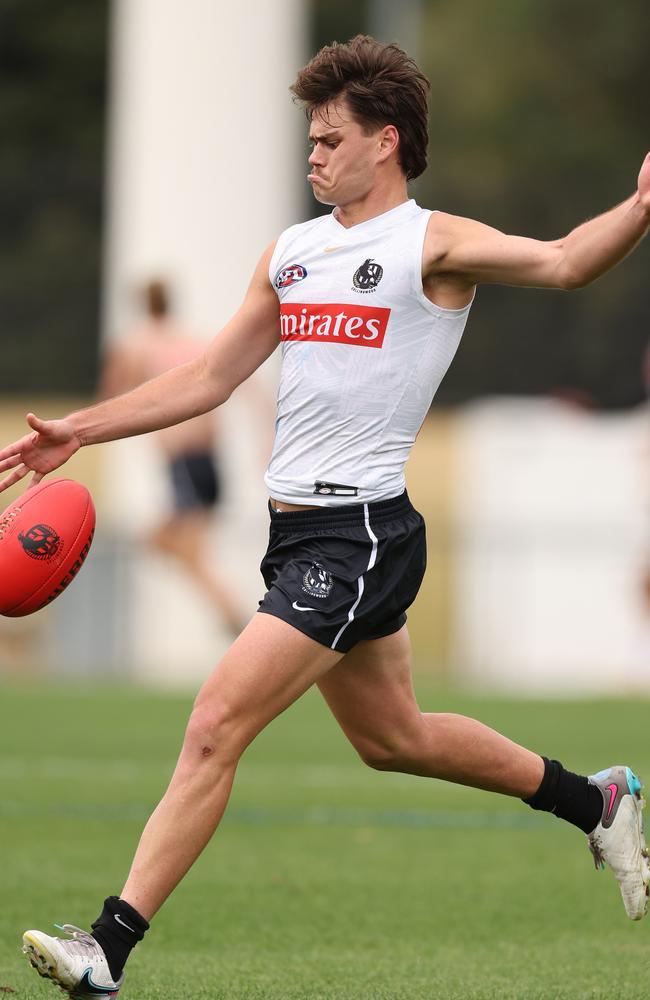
[356,735,415,773]
[182,700,250,765]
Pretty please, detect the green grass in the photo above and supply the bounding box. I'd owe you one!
[1,679,649,999]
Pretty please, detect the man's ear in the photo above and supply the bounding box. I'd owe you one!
[377,124,399,162]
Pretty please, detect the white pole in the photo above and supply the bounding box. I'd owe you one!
[104,0,307,339]
[100,0,308,683]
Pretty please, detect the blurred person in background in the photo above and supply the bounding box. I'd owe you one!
[98,278,246,638]
[0,34,649,1000]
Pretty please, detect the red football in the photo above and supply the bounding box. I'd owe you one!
[0,478,95,617]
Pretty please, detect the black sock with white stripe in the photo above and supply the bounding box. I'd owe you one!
[91,896,149,980]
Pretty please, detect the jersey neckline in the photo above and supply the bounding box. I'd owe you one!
[329,198,419,237]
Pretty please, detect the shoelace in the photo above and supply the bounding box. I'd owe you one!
[53,924,100,957]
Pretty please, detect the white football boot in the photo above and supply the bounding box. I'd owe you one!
[22,924,123,999]
[587,766,650,920]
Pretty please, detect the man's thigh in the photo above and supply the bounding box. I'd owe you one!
[194,613,343,745]
[316,625,422,754]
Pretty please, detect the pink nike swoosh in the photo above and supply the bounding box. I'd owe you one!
[605,783,618,822]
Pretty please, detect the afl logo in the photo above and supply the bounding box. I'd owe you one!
[302,562,334,600]
[353,258,383,293]
[275,263,308,289]
[18,523,61,561]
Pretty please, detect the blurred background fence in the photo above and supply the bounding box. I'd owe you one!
[0,0,648,690]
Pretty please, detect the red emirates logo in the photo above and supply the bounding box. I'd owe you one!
[280,303,390,348]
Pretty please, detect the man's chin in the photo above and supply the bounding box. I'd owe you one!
[310,183,336,207]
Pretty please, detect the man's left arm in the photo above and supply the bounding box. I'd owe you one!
[428,152,650,290]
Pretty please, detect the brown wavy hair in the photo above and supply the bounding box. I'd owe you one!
[291,35,430,181]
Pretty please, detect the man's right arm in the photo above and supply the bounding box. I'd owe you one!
[0,244,279,492]
[78,244,279,445]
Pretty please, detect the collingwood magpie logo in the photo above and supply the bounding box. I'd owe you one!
[352,258,383,293]
[18,523,61,560]
[302,562,334,599]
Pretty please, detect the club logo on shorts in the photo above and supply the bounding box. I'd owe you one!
[352,258,383,293]
[275,263,308,289]
[18,523,61,560]
[302,562,334,600]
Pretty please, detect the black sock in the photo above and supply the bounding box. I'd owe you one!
[523,757,603,835]
[91,896,150,981]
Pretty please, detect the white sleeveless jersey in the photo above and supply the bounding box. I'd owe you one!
[264,199,472,505]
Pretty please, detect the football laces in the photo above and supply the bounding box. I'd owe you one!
[0,507,20,540]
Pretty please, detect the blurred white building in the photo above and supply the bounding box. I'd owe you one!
[452,400,649,693]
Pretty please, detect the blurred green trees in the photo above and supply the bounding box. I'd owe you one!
[313,0,650,407]
[0,2,647,406]
[0,0,107,395]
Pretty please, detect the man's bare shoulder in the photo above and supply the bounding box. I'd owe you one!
[423,210,512,279]
[420,211,479,303]
[423,210,469,271]
[425,210,480,249]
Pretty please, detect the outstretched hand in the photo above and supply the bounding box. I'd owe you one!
[0,413,82,494]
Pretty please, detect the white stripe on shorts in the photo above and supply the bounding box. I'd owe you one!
[330,503,379,650]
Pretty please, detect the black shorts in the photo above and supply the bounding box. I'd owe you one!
[257,491,426,653]
[169,452,220,512]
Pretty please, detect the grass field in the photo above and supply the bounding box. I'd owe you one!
[1,679,649,999]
